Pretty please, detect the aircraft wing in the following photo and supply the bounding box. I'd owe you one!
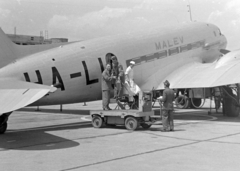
[156,51,240,89]
[0,78,56,113]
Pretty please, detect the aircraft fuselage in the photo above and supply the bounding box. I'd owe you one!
[0,22,227,106]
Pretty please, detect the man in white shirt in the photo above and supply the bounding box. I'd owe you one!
[124,61,140,106]
[125,61,135,83]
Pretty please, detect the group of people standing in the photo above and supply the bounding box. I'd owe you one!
[101,55,136,110]
[101,55,175,132]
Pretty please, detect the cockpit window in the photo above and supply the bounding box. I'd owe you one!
[214,28,222,36]
[213,31,216,37]
[217,28,222,36]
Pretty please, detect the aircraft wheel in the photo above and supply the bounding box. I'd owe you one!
[92,115,104,128]
[140,123,151,129]
[125,117,139,131]
[190,98,202,108]
[175,95,189,109]
[0,122,7,134]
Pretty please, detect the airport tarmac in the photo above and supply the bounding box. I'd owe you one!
[1,101,240,171]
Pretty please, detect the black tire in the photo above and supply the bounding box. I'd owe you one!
[140,123,151,129]
[0,122,7,134]
[175,95,189,109]
[190,98,202,108]
[125,117,139,131]
[92,115,104,128]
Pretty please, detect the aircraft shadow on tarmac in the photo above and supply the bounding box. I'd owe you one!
[0,122,92,151]
[148,128,186,132]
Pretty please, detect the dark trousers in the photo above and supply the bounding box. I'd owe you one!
[214,97,221,113]
[102,90,110,109]
[162,110,174,130]
[114,82,123,98]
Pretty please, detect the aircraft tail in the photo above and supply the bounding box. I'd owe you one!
[0,28,74,69]
[0,28,18,68]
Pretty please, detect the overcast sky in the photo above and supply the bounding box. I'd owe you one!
[0,0,240,50]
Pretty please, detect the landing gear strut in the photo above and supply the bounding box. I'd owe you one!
[0,112,11,134]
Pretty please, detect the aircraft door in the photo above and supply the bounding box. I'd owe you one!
[105,53,124,97]
[105,53,115,69]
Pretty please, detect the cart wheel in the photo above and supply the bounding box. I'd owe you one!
[92,115,104,128]
[125,117,139,131]
[140,123,151,129]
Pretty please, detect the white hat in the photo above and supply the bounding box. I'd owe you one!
[130,61,135,65]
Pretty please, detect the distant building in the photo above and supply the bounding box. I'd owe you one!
[7,34,68,45]
[50,38,68,43]
[43,38,68,44]
[7,34,44,45]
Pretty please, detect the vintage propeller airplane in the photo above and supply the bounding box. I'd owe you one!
[0,21,239,134]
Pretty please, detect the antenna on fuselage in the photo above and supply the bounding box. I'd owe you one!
[187,0,193,21]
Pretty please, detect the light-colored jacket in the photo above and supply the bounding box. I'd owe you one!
[102,69,113,91]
